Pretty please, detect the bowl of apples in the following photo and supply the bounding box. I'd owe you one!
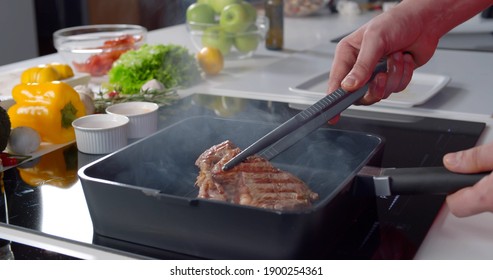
[186,0,268,60]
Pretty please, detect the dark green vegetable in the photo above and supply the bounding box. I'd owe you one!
[108,44,201,94]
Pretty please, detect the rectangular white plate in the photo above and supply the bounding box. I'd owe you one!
[289,72,451,108]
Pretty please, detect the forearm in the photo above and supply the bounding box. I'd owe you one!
[398,0,493,38]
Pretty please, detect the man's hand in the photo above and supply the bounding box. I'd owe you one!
[444,142,493,217]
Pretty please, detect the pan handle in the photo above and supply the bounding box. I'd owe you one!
[381,166,488,195]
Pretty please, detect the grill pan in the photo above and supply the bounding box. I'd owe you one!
[78,116,480,259]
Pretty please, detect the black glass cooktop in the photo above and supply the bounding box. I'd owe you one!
[0,93,486,259]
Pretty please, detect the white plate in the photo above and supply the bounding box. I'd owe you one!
[1,141,76,171]
[0,68,91,100]
[289,72,451,108]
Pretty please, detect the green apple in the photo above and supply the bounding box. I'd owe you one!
[197,0,211,4]
[219,3,252,33]
[210,0,241,14]
[201,26,233,56]
[186,3,216,29]
[241,1,257,23]
[234,25,259,53]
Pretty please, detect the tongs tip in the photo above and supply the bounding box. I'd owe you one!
[222,163,232,171]
[222,157,240,171]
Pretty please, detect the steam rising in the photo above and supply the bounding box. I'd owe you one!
[83,116,381,208]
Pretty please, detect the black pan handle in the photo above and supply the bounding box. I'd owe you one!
[382,166,488,195]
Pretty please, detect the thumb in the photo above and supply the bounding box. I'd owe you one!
[443,143,493,174]
[340,61,376,92]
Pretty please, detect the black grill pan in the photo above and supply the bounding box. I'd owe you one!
[78,116,384,259]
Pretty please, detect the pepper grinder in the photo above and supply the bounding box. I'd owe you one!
[264,0,284,50]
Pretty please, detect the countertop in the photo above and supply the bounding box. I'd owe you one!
[1,10,493,260]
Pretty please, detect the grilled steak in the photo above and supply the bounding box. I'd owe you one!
[195,140,319,210]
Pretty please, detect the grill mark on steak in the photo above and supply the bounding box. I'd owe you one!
[195,140,319,210]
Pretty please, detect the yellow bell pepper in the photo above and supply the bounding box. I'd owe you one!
[19,145,78,188]
[20,63,74,84]
[8,81,86,144]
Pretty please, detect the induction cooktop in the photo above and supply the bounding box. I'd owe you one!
[1,94,486,259]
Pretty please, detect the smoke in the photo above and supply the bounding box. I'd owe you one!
[83,115,381,208]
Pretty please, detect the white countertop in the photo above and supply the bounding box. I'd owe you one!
[1,10,493,260]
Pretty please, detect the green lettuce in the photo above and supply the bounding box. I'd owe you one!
[108,44,201,94]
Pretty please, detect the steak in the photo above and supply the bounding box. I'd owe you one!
[195,140,319,210]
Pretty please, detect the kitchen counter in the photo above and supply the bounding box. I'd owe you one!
[1,10,493,260]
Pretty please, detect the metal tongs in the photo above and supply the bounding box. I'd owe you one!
[223,60,388,171]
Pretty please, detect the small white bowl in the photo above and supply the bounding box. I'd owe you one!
[105,101,159,139]
[72,114,129,154]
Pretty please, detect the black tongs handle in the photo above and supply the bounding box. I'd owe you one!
[223,60,388,171]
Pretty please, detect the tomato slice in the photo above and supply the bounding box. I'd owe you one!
[73,35,140,76]
[0,152,19,166]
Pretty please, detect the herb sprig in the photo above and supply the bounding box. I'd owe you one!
[93,87,179,113]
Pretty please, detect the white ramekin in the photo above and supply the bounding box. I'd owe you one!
[72,114,129,154]
[105,101,159,139]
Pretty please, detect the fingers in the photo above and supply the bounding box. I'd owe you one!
[357,73,386,105]
[382,52,415,99]
[327,39,360,93]
[341,26,387,93]
[328,114,340,125]
[446,172,493,217]
[444,142,493,217]
[398,53,415,96]
[327,25,416,106]
[383,53,405,97]
[340,46,384,93]
[355,52,415,105]
[443,142,493,173]
[378,52,415,100]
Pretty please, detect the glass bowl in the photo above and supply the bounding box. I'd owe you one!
[53,24,147,77]
[186,16,268,60]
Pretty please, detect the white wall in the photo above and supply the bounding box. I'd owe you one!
[0,0,38,66]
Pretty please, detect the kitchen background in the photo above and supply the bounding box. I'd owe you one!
[2,1,492,67]
[0,0,267,65]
